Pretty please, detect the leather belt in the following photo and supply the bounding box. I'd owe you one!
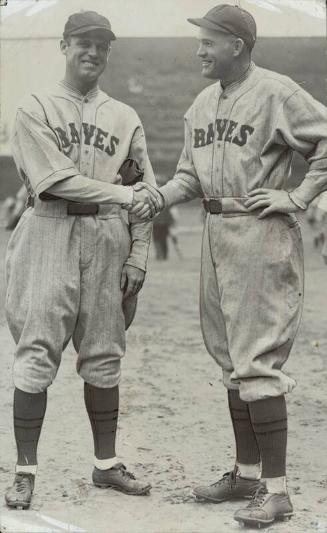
[203,198,222,214]
[27,196,121,218]
[27,196,100,215]
[67,202,99,215]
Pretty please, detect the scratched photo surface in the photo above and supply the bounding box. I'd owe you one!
[0,1,326,532]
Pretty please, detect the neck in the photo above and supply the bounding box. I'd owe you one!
[64,72,97,95]
[220,58,251,89]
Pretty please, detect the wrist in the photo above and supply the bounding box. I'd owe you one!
[288,191,307,211]
[121,186,134,209]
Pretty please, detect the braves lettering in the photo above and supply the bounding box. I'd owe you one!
[194,119,254,148]
[54,123,120,156]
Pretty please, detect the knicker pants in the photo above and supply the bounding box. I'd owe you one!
[5,200,131,393]
[200,212,304,402]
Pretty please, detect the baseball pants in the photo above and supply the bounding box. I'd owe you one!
[5,199,131,393]
[200,211,304,402]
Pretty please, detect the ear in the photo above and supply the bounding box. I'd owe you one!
[233,38,245,57]
[60,39,69,56]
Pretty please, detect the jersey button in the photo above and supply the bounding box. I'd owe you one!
[222,95,228,99]
[84,98,89,103]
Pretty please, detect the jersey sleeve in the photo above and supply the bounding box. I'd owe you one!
[124,120,155,272]
[11,98,133,205]
[159,113,203,208]
[274,89,327,207]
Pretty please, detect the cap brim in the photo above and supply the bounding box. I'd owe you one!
[68,25,116,40]
[187,17,230,34]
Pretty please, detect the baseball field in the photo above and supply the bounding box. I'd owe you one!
[0,204,326,532]
[0,35,326,533]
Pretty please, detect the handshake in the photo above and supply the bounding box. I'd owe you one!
[126,183,165,220]
[119,158,164,220]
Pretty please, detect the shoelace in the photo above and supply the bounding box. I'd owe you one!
[115,463,136,480]
[14,475,32,494]
[211,466,238,489]
[247,485,268,508]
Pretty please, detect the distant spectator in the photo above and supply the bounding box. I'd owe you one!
[316,192,327,263]
[3,185,28,230]
[306,195,325,248]
[152,175,180,260]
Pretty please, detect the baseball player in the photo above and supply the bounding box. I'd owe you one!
[139,4,327,528]
[3,185,28,230]
[152,175,180,260]
[4,11,162,509]
[315,192,327,263]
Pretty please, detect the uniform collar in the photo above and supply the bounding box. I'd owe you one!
[59,80,100,101]
[220,61,256,95]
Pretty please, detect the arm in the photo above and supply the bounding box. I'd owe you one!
[123,123,156,275]
[245,88,327,217]
[277,89,327,208]
[159,115,203,208]
[12,105,133,206]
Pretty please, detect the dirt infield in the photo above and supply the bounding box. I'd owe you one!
[0,205,326,533]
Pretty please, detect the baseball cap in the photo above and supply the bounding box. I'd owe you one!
[188,4,256,50]
[63,11,116,41]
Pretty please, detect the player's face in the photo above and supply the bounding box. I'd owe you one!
[196,27,237,80]
[61,31,110,88]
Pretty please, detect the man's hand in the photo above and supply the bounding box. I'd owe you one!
[120,264,145,298]
[128,183,164,220]
[245,189,299,219]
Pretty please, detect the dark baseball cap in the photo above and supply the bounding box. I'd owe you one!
[188,4,256,50]
[63,11,116,41]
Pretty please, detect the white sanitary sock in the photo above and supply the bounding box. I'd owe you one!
[236,462,261,480]
[94,456,119,470]
[16,464,38,475]
[262,476,287,494]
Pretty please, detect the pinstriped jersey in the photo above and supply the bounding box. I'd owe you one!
[11,81,156,271]
[161,63,327,208]
[12,80,155,198]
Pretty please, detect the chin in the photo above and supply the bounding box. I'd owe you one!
[202,69,219,80]
[80,72,99,84]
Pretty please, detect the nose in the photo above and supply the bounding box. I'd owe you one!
[197,43,207,58]
[87,43,98,57]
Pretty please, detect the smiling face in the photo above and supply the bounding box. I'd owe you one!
[60,30,111,92]
[196,27,239,80]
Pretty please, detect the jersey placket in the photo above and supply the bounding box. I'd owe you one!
[79,94,97,269]
[211,88,224,198]
[216,90,234,199]
[218,63,255,199]
[80,95,96,178]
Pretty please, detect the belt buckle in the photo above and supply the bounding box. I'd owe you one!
[209,198,222,214]
[67,202,99,216]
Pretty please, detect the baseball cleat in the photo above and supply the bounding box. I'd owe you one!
[193,466,260,503]
[234,482,293,527]
[5,473,35,509]
[92,463,152,495]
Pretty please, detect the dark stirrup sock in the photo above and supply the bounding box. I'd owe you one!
[228,389,261,467]
[248,395,287,478]
[14,387,47,468]
[84,383,119,460]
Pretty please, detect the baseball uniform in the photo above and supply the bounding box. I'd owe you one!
[160,62,327,402]
[6,81,155,393]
